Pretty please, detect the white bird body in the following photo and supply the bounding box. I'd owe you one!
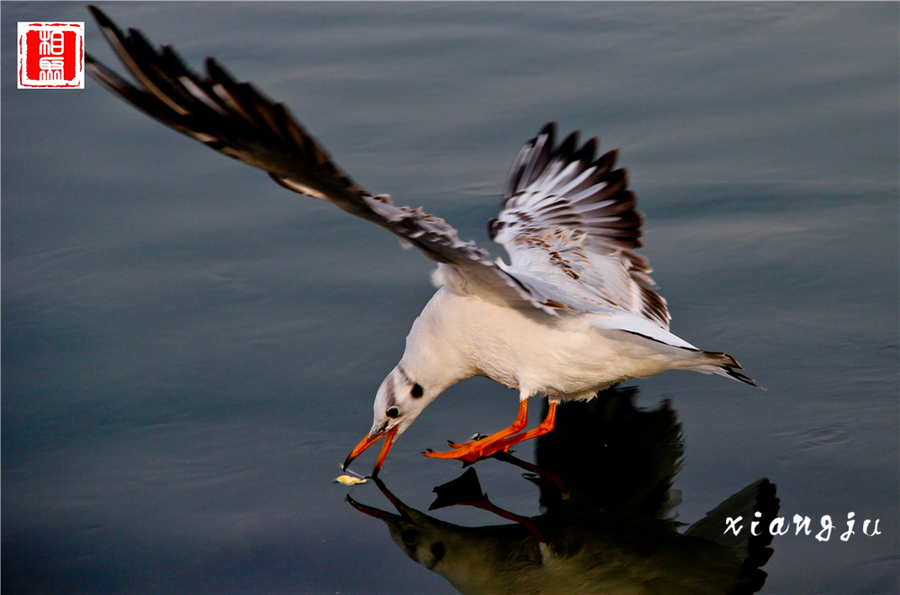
[85,5,757,475]
[400,275,728,406]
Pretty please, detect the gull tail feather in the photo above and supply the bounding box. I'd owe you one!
[703,351,762,389]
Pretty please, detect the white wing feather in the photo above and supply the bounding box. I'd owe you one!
[491,123,671,329]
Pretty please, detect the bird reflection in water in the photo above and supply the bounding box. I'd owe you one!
[347,387,778,595]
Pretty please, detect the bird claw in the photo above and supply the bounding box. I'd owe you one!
[443,433,489,450]
[445,433,489,450]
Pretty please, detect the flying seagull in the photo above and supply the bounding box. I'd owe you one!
[85,5,756,477]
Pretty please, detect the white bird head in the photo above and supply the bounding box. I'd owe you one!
[342,364,438,475]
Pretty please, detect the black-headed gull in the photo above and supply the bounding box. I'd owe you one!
[86,6,756,477]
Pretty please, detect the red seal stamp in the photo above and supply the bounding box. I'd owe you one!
[17,22,85,89]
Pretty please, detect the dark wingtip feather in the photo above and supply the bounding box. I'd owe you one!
[557,130,579,160]
[710,352,763,389]
[725,367,760,388]
[87,5,114,29]
[575,137,597,165]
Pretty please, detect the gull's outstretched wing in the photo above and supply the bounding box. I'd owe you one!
[85,5,558,314]
[491,123,671,329]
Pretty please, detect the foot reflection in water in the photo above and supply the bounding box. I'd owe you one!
[347,386,779,595]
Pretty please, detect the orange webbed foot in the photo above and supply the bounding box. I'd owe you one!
[422,401,558,465]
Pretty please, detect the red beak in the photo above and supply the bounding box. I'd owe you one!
[342,426,398,476]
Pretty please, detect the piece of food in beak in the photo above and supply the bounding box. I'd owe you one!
[342,426,398,476]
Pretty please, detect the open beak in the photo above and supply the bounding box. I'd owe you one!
[346,474,413,523]
[346,495,404,522]
[342,425,398,476]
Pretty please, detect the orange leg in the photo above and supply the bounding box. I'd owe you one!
[423,399,529,461]
[486,401,557,454]
[446,399,530,449]
[423,400,558,465]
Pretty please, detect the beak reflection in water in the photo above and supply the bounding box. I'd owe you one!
[343,426,398,476]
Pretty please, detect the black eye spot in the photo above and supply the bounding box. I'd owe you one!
[488,217,506,240]
[401,529,417,545]
[386,407,400,418]
[411,383,423,398]
[430,541,445,562]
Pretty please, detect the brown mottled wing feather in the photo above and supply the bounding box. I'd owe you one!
[85,5,557,315]
[492,123,671,329]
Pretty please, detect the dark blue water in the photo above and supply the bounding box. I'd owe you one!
[3,2,898,593]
